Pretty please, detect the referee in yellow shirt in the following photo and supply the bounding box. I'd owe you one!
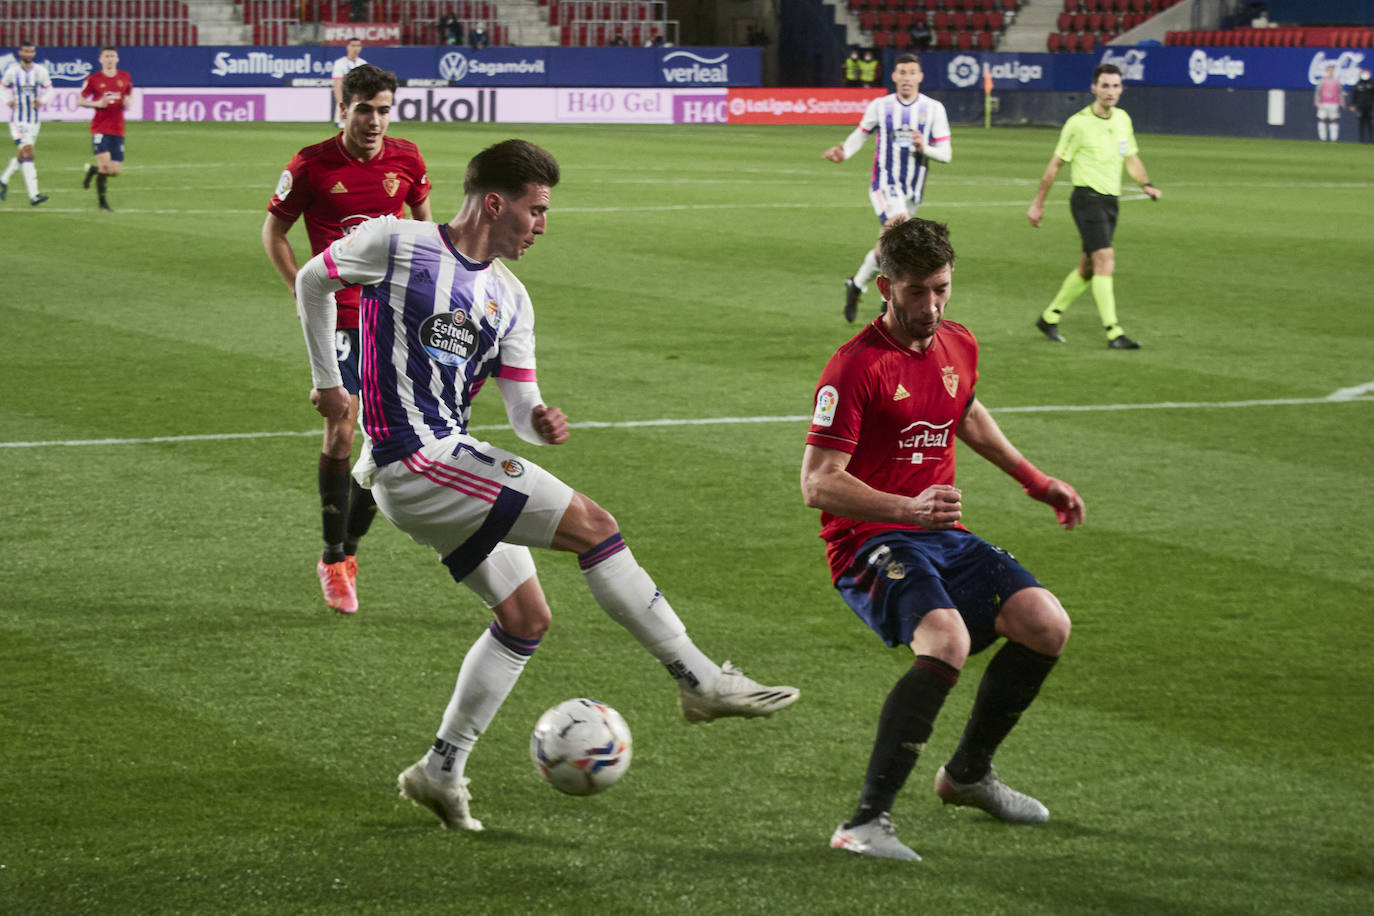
[1027,63,1162,349]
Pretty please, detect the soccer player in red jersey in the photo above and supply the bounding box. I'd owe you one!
[801,218,1085,862]
[77,46,132,212]
[262,64,432,615]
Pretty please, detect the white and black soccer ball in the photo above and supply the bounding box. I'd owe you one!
[530,698,632,796]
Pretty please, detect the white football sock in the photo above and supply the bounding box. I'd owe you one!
[1330,123,1340,141]
[580,535,721,693]
[0,158,16,182]
[853,248,881,291]
[21,161,38,198]
[1318,122,1328,141]
[426,624,534,784]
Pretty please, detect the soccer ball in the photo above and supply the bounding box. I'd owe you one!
[530,698,632,796]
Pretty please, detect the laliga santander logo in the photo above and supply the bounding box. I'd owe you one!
[439,51,470,82]
[1188,49,1245,85]
[729,96,747,117]
[947,55,980,88]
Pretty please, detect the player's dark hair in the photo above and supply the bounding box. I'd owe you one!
[878,218,955,281]
[340,64,397,107]
[1092,63,1122,83]
[19,40,34,48]
[895,53,921,67]
[348,36,362,44]
[99,45,117,52]
[464,139,561,198]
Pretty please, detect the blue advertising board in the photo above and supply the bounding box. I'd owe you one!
[888,45,1370,92]
[16,45,761,89]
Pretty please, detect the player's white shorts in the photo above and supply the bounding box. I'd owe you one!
[9,122,39,146]
[870,185,921,224]
[364,434,573,595]
[1317,103,1342,120]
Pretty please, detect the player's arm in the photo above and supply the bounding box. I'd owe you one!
[262,212,301,294]
[917,106,953,163]
[408,198,433,221]
[1027,155,1065,227]
[76,79,105,108]
[823,126,868,163]
[1124,155,1161,200]
[956,398,1084,529]
[800,444,963,529]
[296,251,347,419]
[495,377,567,445]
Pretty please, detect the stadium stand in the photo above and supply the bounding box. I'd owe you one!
[1166,26,1374,48]
[851,0,1016,54]
[545,1,675,46]
[0,0,197,46]
[1046,0,1184,52]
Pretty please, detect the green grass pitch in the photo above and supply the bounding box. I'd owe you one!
[2,120,1372,915]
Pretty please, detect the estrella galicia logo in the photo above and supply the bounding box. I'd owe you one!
[420,309,478,366]
[439,51,470,82]
[947,55,980,88]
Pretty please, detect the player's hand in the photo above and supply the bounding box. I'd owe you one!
[1027,202,1044,227]
[1143,185,1162,201]
[822,146,845,163]
[310,386,350,421]
[911,132,926,152]
[1033,478,1084,530]
[531,404,570,445]
[909,484,962,529]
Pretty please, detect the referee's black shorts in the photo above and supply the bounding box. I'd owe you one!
[1070,186,1119,253]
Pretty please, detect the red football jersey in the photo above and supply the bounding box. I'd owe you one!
[80,70,133,136]
[806,318,980,582]
[267,135,431,328]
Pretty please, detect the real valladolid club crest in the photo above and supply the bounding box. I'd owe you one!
[941,365,959,398]
[383,172,400,197]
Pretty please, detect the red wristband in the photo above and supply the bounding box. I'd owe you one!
[1011,458,1051,500]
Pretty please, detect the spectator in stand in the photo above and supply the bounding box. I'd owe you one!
[439,13,465,46]
[908,21,932,51]
[844,47,862,87]
[858,49,880,89]
[645,28,666,47]
[471,22,489,49]
[1315,64,1346,142]
[1349,69,1372,144]
[611,30,628,47]
[349,0,368,23]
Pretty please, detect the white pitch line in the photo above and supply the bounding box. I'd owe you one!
[1,390,1369,450]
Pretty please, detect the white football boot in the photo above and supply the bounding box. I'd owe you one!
[397,761,483,831]
[934,765,1049,824]
[679,661,799,724]
[829,813,921,862]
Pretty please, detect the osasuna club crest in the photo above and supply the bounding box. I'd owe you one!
[941,365,959,398]
[383,171,400,197]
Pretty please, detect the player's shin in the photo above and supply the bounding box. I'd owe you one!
[428,621,539,784]
[578,533,721,693]
[849,656,959,826]
[943,641,1057,784]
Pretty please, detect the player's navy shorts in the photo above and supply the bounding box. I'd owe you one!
[91,133,124,161]
[335,328,361,395]
[835,529,1041,654]
[1070,186,1118,253]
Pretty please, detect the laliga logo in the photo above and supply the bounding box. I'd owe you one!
[1188,49,1244,84]
[947,55,980,88]
[439,51,470,82]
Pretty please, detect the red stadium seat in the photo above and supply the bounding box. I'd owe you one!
[1064,31,1080,51]
[956,30,972,50]
[878,11,896,28]
[977,30,994,50]
[951,11,968,30]
[1047,31,1062,52]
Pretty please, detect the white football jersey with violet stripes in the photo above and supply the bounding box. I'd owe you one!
[319,215,539,467]
[858,92,951,205]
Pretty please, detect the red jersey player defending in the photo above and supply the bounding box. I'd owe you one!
[801,218,1084,862]
[262,64,432,614]
[78,46,132,212]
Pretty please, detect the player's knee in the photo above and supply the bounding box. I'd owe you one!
[909,608,971,668]
[494,601,551,642]
[552,492,620,554]
[1000,590,1070,656]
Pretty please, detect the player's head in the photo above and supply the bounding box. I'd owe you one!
[463,140,560,261]
[892,54,923,101]
[875,218,955,346]
[1091,63,1124,109]
[18,42,36,64]
[338,65,397,159]
[340,63,396,109]
[99,46,119,70]
[347,38,363,59]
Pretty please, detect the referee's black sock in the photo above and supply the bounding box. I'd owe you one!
[846,655,959,828]
[944,641,1058,785]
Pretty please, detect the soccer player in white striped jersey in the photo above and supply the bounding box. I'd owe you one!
[295,139,799,831]
[824,53,951,322]
[0,41,52,206]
